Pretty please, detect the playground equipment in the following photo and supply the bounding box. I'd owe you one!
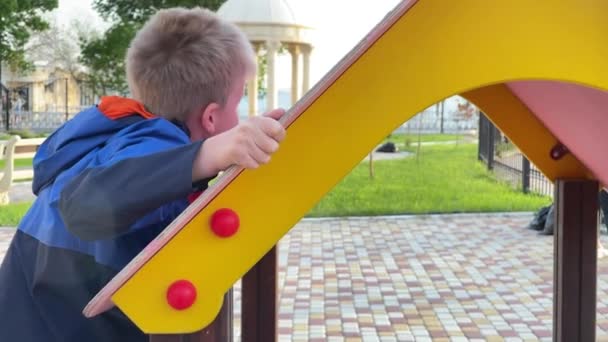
[84,0,608,341]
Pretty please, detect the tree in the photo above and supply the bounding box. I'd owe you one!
[79,22,136,96]
[0,0,58,72]
[93,0,226,24]
[26,18,87,80]
[80,0,227,96]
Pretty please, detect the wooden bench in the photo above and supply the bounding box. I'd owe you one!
[0,135,45,204]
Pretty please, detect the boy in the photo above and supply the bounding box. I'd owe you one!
[0,7,285,342]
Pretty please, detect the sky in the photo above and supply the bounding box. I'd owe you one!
[52,0,402,88]
[50,0,467,116]
[53,0,108,30]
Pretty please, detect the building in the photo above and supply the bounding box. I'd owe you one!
[0,61,96,115]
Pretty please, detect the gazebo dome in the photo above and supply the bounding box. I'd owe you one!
[217,0,305,27]
[218,0,315,115]
[217,0,314,45]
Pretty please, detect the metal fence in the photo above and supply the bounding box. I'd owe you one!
[478,112,553,197]
[477,113,498,167]
[0,109,81,133]
[398,109,479,134]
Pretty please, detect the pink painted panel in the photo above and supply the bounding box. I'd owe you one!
[507,80,608,185]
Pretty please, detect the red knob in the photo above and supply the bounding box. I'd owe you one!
[210,208,240,237]
[550,143,569,160]
[166,280,197,310]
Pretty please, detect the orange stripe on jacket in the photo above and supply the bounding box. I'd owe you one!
[98,96,156,120]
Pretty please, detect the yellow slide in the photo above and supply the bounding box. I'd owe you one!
[85,0,608,333]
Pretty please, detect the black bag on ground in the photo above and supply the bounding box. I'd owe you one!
[376,142,397,153]
[540,204,555,235]
[528,204,551,231]
[599,190,608,234]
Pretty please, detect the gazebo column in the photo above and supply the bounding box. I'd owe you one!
[288,44,300,105]
[301,44,313,94]
[247,43,261,117]
[266,40,280,110]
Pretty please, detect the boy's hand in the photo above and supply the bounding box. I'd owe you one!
[223,108,286,169]
[194,109,286,180]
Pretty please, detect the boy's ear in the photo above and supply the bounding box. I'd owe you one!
[200,102,220,135]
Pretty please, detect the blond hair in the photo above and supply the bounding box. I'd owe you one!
[125,7,255,120]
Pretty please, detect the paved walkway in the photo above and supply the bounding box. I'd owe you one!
[7,181,35,203]
[3,213,608,341]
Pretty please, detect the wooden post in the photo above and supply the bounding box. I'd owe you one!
[149,290,233,342]
[554,179,598,342]
[241,246,278,342]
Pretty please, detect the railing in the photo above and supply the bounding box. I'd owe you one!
[478,112,553,197]
[0,110,82,132]
[399,109,479,134]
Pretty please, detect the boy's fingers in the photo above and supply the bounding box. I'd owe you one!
[255,134,279,154]
[259,118,286,142]
[274,126,286,141]
[248,143,271,165]
[263,108,286,121]
[241,153,260,169]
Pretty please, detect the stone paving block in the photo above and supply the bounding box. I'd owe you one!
[3,213,608,340]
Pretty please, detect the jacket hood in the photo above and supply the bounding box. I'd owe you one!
[32,97,158,194]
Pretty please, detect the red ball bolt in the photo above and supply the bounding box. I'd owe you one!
[166,280,197,310]
[210,208,240,237]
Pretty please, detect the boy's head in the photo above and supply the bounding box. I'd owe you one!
[126,7,255,140]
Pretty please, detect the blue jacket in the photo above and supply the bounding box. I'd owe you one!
[0,97,210,341]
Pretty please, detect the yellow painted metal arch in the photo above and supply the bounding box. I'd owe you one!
[112,0,608,333]
[462,84,591,182]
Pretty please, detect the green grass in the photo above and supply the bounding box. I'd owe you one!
[0,158,33,170]
[382,133,473,152]
[0,130,49,140]
[0,202,31,227]
[385,133,467,143]
[0,143,551,226]
[308,143,551,217]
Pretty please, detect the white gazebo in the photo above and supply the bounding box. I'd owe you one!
[217,0,315,116]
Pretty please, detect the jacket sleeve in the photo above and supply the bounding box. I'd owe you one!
[58,130,213,241]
